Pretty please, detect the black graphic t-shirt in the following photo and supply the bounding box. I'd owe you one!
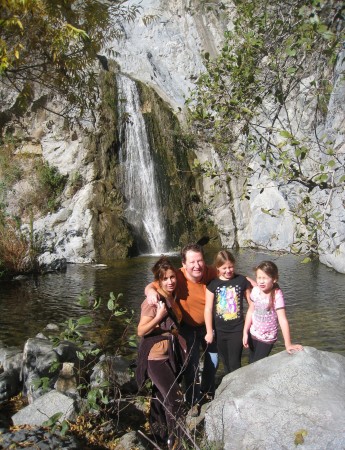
[207,274,251,333]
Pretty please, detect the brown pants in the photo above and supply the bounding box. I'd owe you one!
[147,358,185,446]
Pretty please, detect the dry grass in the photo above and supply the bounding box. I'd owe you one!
[0,218,37,275]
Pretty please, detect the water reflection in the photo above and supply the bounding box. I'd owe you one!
[0,250,344,357]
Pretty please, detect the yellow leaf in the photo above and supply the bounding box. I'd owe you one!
[294,429,308,446]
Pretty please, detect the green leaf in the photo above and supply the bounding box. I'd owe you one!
[301,257,312,264]
[261,208,271,215]
[76,351,85,360]
[319,174,328,183]
[279,130,293,139]
[286,47,297,56]
[77,316,92,326]
[60,420,69,436]
[107,298,115,311]
[312,212,323,221]
[287,67,297,74]
[43,412,63,427]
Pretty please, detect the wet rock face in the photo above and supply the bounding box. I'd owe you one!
[205,347,345,450]
[1,1,344,271]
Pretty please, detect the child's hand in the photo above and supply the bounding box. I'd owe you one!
[286,344,303,354]
[243,333,249,348]
[205,331,214,344]
[155,301,167,320]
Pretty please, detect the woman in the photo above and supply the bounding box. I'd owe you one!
[136,256,187,449]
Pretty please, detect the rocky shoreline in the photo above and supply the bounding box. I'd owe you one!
[1,327,345,450]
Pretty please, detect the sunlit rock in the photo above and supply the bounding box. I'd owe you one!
[205,347,345,450]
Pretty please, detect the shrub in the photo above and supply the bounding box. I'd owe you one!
[0,217,39,277]
[34,161,67,213]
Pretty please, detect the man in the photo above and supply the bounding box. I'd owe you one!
[145,243,218,416]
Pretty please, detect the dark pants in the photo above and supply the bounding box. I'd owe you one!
[147,359,185,445]
[216,329,243,374]
[179,322,218,406]
[248,333,274,363]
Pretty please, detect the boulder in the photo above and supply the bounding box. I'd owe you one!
[22,338,60,402]
[205,347,345,450]
[0,369,21,403]
[90,355,137,394]
[12,390,77,426]
[0,345,23,372]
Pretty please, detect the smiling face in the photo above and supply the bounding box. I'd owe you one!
[159,269,177,294]
[217,261,235,280]
[256,268,276,294]
[182,250,205,282]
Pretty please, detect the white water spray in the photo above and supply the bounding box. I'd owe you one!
[117,74,167,254]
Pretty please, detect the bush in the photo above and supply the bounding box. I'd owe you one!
[34,161,67,213]
[0,217,39,277]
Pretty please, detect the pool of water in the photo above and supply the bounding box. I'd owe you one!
[0,249,344,357]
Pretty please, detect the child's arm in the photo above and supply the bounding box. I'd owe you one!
[245,287,252,304]
[204,288,215,344]
[277,308,303,354]
[246,276,257,287]
[243,300,254,348]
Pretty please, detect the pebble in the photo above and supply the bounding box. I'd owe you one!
[0,427,83,449]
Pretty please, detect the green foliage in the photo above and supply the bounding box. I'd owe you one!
[188,0,344,257]
[40,289,137,444]
[68,171,83,195]
[33,160,67,213]
[32,376,51,393]
[52,289,136,410]
[0,137,22,188]
[0,0,141,126]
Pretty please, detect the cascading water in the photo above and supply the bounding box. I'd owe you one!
[117,74,167,254]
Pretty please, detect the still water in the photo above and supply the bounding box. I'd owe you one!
[0,249,344,358]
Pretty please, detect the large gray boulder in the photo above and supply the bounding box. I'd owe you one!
[12,390,77,426]
[0,369,21,403]
[205,347,345,450]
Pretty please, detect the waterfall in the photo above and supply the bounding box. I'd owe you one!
[117,74,167,254]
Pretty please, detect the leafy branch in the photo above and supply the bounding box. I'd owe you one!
[187,0,344,257]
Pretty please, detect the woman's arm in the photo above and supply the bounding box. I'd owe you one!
[243,301,254,348]
[204,288,215,344]
[137,301,167,336]
[277,308,303,354]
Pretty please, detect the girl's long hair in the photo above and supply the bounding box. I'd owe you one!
[214,249,236,269]
[255,261,279,310]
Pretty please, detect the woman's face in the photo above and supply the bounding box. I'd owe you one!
[160,269,177,294]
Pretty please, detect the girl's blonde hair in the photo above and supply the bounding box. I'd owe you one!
[255,261,279,310]
[214,250,236,269]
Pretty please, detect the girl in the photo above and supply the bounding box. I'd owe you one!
[136,256,187,449]
[243,260,303,362]
[205,250,252,374]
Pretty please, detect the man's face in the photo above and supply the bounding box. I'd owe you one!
[183,250,205,282]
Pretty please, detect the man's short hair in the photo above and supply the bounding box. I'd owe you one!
[181,243,205,263]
